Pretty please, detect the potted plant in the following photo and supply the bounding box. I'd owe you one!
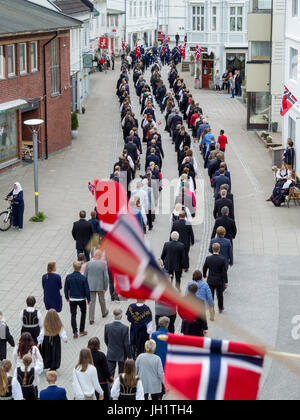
[272,122,278,133]
[261,132,269,139]
[195,66,201,89]
[266,136,273,145]
[71,112,79,139]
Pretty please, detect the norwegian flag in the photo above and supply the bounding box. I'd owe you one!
[165,334,265,401]
[88,182,95,196]
[280,85,298,116]
[122,40,126,54]
[195,45,203,62]
[135,42,140,59]
[101,212,203,322]
[182,43,187,60]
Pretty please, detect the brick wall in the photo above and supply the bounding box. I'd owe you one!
[0,31,72,169]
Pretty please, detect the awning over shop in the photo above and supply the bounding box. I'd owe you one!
[0,99,28,114]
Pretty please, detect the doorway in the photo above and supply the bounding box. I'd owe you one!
[202,60,214,89]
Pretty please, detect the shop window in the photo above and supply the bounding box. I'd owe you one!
[0,111,18,165]
[248,92,270,127]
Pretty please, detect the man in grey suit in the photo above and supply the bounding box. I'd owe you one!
[104,308,131,378]
[84,250,109,324]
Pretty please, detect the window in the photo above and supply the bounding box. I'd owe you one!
[290,47,298,81]
[212,6,217,31]
[0,46,4,79]
[19,43,27,74]
[7,45,15,77]
[192,6,205,31]
[251,42,271,59]
[253,0,272,10]
[0,111,18,165]
[230,7,243,32]
[130,1,133,18]
[140,0,143,16]
[50,38,60,95]
[292,0,299,17]
[31,42,38,72]
[134,1,137,17]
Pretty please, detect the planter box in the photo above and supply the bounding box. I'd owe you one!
[256,131,282,149]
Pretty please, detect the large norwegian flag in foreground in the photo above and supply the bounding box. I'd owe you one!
[101,210,204,321]
[165,334,265,400]
[281,85,298,116]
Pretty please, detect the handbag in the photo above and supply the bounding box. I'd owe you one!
[75,370,94,401]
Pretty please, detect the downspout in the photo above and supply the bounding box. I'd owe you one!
[268,1,273,132]
[43,31,59,160]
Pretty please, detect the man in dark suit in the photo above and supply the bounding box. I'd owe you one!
[209,226,233,270]
[104,308,131,378]
[145,147,161,170]
[216,184,234,208]
[213,189,234,220]
[211,168,230,199]
[124,137,138,164]
[211,207,237,245]
[203,243,228,313]
[171,211,195,271]
[40,371,67,400]
[161,231,186,290]
[72,211,94,262]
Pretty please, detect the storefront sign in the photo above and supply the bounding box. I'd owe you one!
[99,36,109,49]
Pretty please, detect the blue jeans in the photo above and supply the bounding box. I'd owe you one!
[231,88,235,98]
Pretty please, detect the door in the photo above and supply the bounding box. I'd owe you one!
[202,60,213,89]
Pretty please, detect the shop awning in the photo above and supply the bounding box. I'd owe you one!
[0,99,28,114]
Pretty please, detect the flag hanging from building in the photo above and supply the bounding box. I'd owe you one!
[195,46,204,62]
[182,43,187,60]
[122,40,126,55]
[281,85,298,116]
[135,42,140,59]
[164,334,265,401]
[101,212,202,321]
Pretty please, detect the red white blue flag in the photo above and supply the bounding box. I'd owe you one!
[281,85,298,116]
[165,334,265,400]
[195,46,203,62]
[135,42,140,59]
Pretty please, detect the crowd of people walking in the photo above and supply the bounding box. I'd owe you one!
[0,45,240,401]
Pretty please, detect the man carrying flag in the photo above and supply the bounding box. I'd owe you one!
[162,334,265,401]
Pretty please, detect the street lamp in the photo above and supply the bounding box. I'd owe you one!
[24,119,44,216]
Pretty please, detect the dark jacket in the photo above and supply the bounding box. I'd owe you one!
[91,351,112,383]
[212,216,237,241]
[64,272,91,302]
[209,237,233,268]
[203,254,228,287]
[213,198,234,220]
[211,175,231,198]
[0,323,15,361]
[181,317,208,337]
[40,385,67,401]
[171,219,195,249]
[161,240,186,272]
[124,142,138,162]
[104,321,131,362]
[72,219,94,250]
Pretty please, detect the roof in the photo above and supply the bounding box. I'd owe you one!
[53,0,93,15]
[0,0,82,36]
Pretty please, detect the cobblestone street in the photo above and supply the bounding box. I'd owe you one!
[1,61,300,400]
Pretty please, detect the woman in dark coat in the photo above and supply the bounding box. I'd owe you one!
[6,182,24,230]
[42,262,63,313]
[88,337,113,400]
[0,311,15,361]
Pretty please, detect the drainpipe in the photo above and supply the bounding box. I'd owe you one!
[268,1,273,132]
[43,31,59,160]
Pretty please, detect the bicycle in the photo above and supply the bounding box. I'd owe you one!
[0,200,13,231]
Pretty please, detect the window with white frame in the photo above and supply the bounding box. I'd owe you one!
[19,43,27,74]
[0,46,4,78]
[212,6,217,31]
[292,0,299,17]
[134,1,137,17]
[7,45,15,77]
[50,38,60,95]
[230,6,243,32]
[150,0,152,15]
[192,6,205,31]
[140,0,143,16]
[130,1,133,18]
[290,47,298,81]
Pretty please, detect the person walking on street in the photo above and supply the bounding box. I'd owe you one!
[110,359,144,400]
[88,337,113,400]
[203,243,228,313]
[209,226,233,270]
[151,317,170,368]
[84,250,109,324]
[171,211,195,271]
[72,211,94,262]
[42,262,63,313]
[20,296,43,346]
[0,360,23,401]
[161,231,186,290]
[104,308,131,378]
[5,182,25,231]
[64,261,91,339]
[0,311,15,362]
[136,339,164,401]
[40,371,68,400]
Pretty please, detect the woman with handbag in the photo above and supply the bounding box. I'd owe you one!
[73,348,104,400]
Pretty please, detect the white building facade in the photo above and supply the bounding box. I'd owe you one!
[126,0,158,48]
[158,0,187,45]
[283,0,300,174]
[186,0,249,88]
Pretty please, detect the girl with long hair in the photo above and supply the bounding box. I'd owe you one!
[111,359,144,400]
[73,348,104,400]
[16,354,37,400]
[37,309,67,371]
[88,337,113,400]
[0,360,23,401]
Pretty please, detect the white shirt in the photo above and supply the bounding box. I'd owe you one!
[6,374,23,400]
[13,346,44,387]
[19,307,43,329]
[37,328,68,346]
[110,375,145,400]
[131,188,149,213]
[73,365,103,400]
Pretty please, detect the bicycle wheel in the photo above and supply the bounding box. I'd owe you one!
[0,211,12,231]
